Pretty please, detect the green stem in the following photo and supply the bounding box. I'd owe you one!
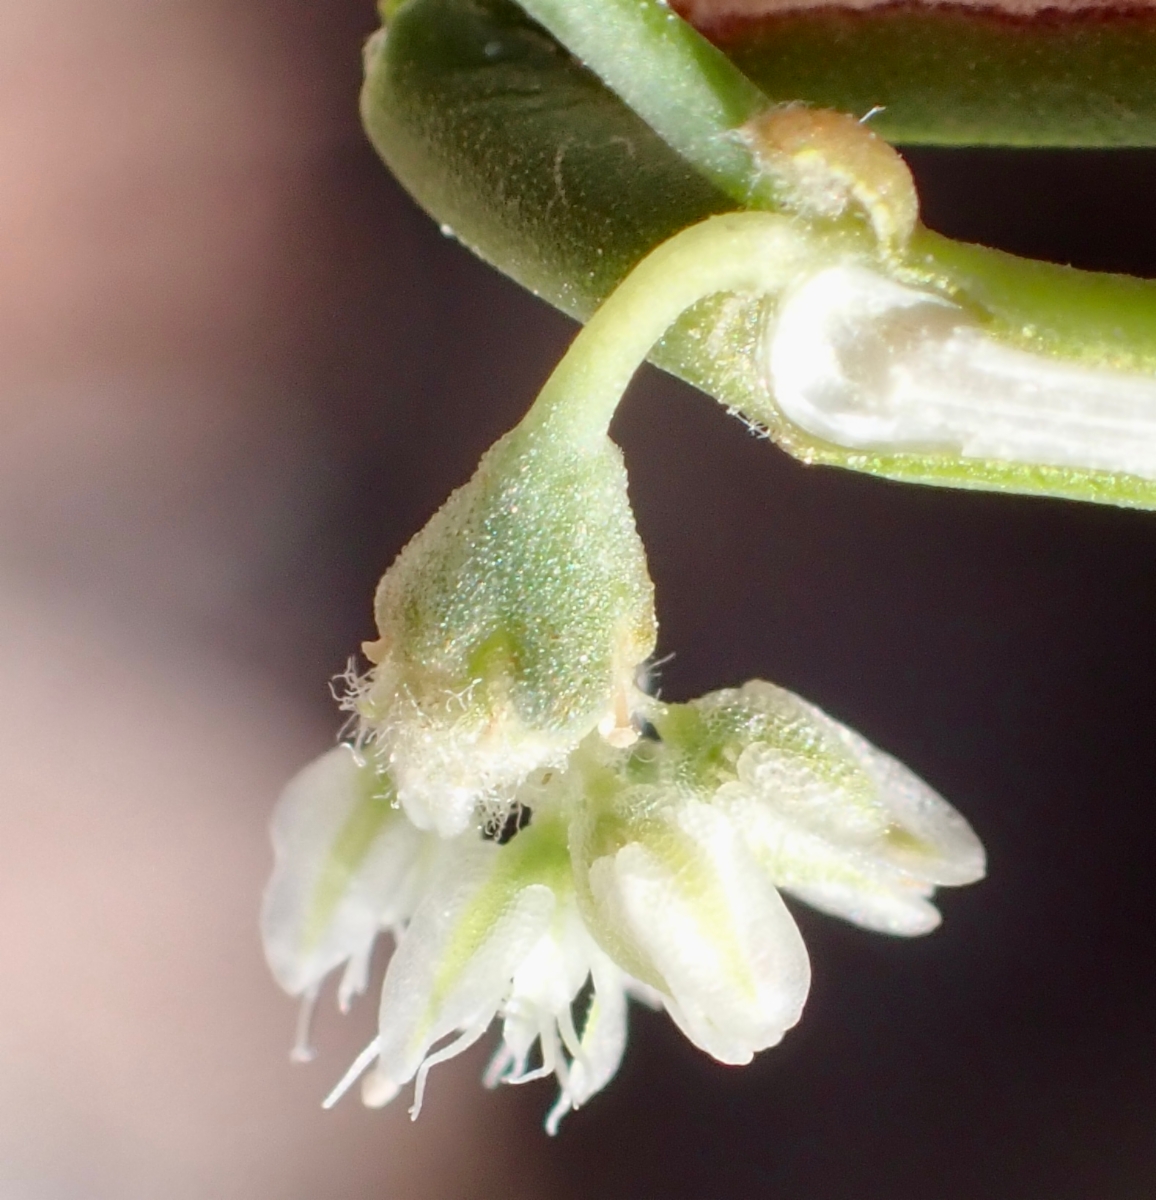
[511,0,774,207]
[524,212,835,442]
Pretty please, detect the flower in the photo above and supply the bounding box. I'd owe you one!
[353,419,656,838]
[565,681,984,1061]
[568,751,813,1063]
[261,745,434,1024]
[263,678,983,1129]
[650,681,987,936]
[357,813,656,1133]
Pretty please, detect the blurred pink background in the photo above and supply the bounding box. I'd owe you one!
[0,3,563,1196]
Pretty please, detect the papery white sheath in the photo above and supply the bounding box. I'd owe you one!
[768,265,1156,480]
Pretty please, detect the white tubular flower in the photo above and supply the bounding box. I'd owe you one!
[261,745,434,1054]
[570,758,812,1065]
[338,811,643,1132]
[653,681,987,936]
[355,422,656,839]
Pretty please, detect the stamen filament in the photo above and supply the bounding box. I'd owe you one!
[410,1025,488,1119]
[322,1036,381,1109]
[290,984,320,1064]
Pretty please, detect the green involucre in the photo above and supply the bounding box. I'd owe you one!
[369,422,654,731]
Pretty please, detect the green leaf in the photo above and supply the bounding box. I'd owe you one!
[709,6,1156,148]
[504,0,772,205]
[363,0,1156,507]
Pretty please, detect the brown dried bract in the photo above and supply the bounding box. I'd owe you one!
[740,105,918,251]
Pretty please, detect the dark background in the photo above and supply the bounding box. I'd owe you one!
[2,2,1155,1197]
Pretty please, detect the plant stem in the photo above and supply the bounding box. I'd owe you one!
[512,0,774,207]
[523,212,838,443]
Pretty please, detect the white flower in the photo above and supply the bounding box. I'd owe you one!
[355,421,656,838]
[262,679,985,1130]
[482,898,649,1136]
[261,744,433,1035]
[342,810,650,1132]
[567,682,984,1060]
[654,681,987,936]
[263,747,651,1131]
[568,752,812,1065]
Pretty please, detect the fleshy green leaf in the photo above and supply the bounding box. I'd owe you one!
[363,0,1156,506]
[703,5,1156,148]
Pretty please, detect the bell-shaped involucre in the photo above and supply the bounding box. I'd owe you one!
[570,763,812,1065]
[261,745,432,1017]
[654,681,987,935]
[354,812,642,1131]
[357,420,657,838]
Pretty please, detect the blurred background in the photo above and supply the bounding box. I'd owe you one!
[2,2,1156,1197]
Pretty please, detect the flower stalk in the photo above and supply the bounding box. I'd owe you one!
[526,211,849,442]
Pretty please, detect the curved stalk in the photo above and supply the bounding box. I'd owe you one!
[525,212,841,442]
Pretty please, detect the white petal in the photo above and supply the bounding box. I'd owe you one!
[722,793,943,936]
[588,800,811,1065]
[493,899,594,1084]
[261,745,428,997]
[563,952,630,1107]
[508,898,593,1016]
[698,681,985,931]
[833,721,987,886]
[370,837,556,1099]
[745,682,986,885]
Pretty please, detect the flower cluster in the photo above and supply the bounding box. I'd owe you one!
[262,213,986,1132]
[263,680,983,1132]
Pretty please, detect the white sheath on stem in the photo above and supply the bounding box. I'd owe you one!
[767,265,1156,480]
